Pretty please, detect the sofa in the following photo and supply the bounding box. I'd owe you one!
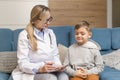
[0,26,120,80]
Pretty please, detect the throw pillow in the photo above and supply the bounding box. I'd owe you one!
[0,51,17,73]
[102,49,120,70]
[58,44,68,64]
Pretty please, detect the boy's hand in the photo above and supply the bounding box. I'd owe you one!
[79,67,87,74]
[74,67,87,78]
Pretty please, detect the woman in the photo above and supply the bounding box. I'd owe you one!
[12,4,68,80]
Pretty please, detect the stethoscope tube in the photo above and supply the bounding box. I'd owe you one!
[49,33,53,47]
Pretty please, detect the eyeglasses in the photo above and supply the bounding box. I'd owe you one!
[38,16,53,23]
[45,16,53,23]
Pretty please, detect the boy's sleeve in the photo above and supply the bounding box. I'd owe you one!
[87,49,104,74]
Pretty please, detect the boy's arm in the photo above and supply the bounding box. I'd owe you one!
[87,49,104,74]
[63,51,75,76]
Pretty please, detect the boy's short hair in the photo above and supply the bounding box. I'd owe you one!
[75,21,91,31]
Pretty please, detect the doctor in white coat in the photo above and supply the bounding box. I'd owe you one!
[11,4,68,80]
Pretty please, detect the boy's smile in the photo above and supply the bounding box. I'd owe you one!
[75,27,91,45]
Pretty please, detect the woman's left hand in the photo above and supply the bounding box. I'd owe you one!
[54,65,67,72]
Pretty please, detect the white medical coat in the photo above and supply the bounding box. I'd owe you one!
[12,28,61,80]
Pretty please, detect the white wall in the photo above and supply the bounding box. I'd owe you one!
[0,0,48,30]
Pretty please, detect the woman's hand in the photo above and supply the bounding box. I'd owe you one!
[54,65,66,72]
[55,64,69,72]
[39,62,56,73]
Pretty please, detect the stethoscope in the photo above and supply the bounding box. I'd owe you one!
[49,33,54,48]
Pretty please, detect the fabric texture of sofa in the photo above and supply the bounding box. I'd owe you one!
[0,26,120,80]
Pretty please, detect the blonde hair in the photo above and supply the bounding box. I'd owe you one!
[26,5,50,51]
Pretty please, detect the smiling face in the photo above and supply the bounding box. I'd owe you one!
[75,26,92,45]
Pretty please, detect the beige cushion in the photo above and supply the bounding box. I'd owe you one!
[102,49,120,70]
[58,44,68,64]
[0,51,17,73]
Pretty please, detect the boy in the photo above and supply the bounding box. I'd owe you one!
[64,21,104,80]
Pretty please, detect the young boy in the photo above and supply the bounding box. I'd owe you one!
[64,21,104,80]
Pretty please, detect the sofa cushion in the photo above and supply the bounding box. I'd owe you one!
[0,51,17,73]
[58,44,68,64]
[111,28,120,49]
[91,28,111,51]
[102,49,120,70]
[100,66,120,80]
[0,72,10,80]
[0,29,13,51]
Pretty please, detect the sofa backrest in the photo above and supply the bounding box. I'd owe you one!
[50,26,74,47]
[91,28,111,50]
[1,27,119,55]
[91,28,112,55]
[91,27,120,55]
[111,27,120,50]
[0,28,13,51]
[12,26,74,51]
[12,29,23,51]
